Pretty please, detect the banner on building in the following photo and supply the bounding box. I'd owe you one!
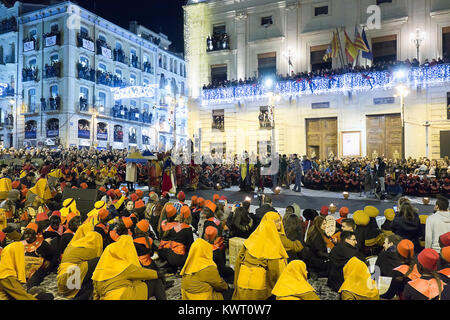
[45,36,57,47]
[101,47,112,59]
[46,130,59,138]
[24,41,35,52]
[373,97,395,105]
[25,131,37,139]
[82,39,95,52]
[78,129,90,139]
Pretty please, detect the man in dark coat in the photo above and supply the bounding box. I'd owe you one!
[254,195,277,227]
[375,234,403,277]
[327,231,365,292]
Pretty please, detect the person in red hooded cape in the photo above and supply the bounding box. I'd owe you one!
[161,152,174,194]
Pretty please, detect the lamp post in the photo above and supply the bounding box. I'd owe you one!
[410,28,426,62]
[395,85,409,160]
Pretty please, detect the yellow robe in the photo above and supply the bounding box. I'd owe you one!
[92,235,158,300]
[272,260,320,300]
[0,242,36,300]
[57,231,103,298]
[232,212,290,300]
[180,238,228,300]
[338,257,380,300]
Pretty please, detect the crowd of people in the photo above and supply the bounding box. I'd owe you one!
[0,147,448,300]
[206,32,230,52]
[202,56,450,90]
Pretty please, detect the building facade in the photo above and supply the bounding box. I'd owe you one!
[184,0,450,160]
[0,0,188,151]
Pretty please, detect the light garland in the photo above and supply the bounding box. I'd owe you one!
[111,84,157,100]
[201,64,450,105]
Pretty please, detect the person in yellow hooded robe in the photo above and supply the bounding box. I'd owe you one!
[85,200,107,227]
[91,228,162,300]
[0,242,36,300]
[27,178,53,202]
[60,198,80,225]
[271,260,320,300]
[180,238,229,300]
[232,211,303,300]
[0,176,12,201]
[338,256,380,300]
[57,230,103,300]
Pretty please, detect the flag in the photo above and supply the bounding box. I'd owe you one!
[354,26,370,52]
[344,29,358,63]
[361,28,373,60]
[331,31,340,58]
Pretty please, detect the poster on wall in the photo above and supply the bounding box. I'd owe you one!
[101,47,112,59]
[342,131,361,157]
[45,35,57,47]
[24,41,35,52]
[82,38,95,52]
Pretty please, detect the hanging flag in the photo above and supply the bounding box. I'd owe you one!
[344,29,358,63]
[361,28,373,60]
[354,26,370,52]
[331,31,340,58]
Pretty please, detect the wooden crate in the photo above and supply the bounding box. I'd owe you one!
[228,237,245,269]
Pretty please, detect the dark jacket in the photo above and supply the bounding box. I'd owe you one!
[366,217,382,240]
[230,209,253,239]
[305,232,329,275]
[376,161,386,177]
[375,246,403,277]
[254,204,277,226]
[327,241,365,292]
[391,214,421,252]
[403,275,450,300]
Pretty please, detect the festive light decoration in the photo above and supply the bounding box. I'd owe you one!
[202,64,450,105]
[111,84,156,100]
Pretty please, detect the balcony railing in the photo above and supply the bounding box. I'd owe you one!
[43,31,61,47]
[206,33,230,52]
[110,105,153,124]
[77,63,96,82]
[77,33,95,52]
[22,67,39,82]
[0,17,18,35]
[43,62,61,79]
[23,38,39,52]
[41,97,61,111]
[113,49,129,66]
[130,56,140,69]
[22,104,37,114]
[96,70,127,88]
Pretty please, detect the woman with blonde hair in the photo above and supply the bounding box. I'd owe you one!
[232,211,303,300]
[271,260,319,300]
[180,238,228,300]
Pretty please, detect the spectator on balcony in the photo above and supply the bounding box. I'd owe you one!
[40,98,47,111]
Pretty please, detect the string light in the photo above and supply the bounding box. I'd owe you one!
[201,64,450,105]
[111,84,157,100]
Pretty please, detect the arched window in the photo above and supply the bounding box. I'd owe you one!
[98,34,106,42]
[28,88,36,112]
[97,122,108,141]
[160,73,166,89]
[78,119,90,139]
[129,127,137,144]
[98,91,106,108]
[115,42,122,50]
[115,69,122,79]
[114,124,123,142]
[46,118,59,137]
[98,63,107,72]
[50,85,58,97]
[25,120,37,139]
[29,29,37,40]
[80,26,89,37]
[50,54,59,63]
[130,73,137,85]
[79,55,89,68]
[28,58,36,67]
[79,87,89,99]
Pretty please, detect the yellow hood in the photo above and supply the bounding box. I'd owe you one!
[272,260,315,297]
[180,238,216,276]
[0,242,26,283]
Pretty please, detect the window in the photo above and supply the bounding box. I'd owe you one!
[114,125,123,142]
[310,44,331,72]
[28,58,37,67]
[163,55,167,69]
[130,74,137,85]
[115,69,122,79]
[443,27,450,62]
[372,34,397,64]
[98,63,107,73]
[143,78,149,86]
[213,24,226,35]
[210,64,227,85]
[212,109,224,131]
[116,42,122,50]
[210,143,226,155]
[170,58,173,72]
[314,5,329,16]
[174,60,177,74]
[29,29,37,40]
[50,23,59,32]
[50,85,58,98]
[28,88,36,109]
[80,26,89,37]
[50,54,59,63]
[80,87,89,99]
[98,91,106,107]
[261,16,273,26]
[130,100,137,107]
[98,34,106,42]
[131,48,137,59]
[258,52,277,78]
[79,56,89,68]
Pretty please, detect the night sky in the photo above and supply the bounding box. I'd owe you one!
[13,0,188,54]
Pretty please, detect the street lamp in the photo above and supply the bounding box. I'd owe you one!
[410,28,426,61]
[395,84,409,159]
